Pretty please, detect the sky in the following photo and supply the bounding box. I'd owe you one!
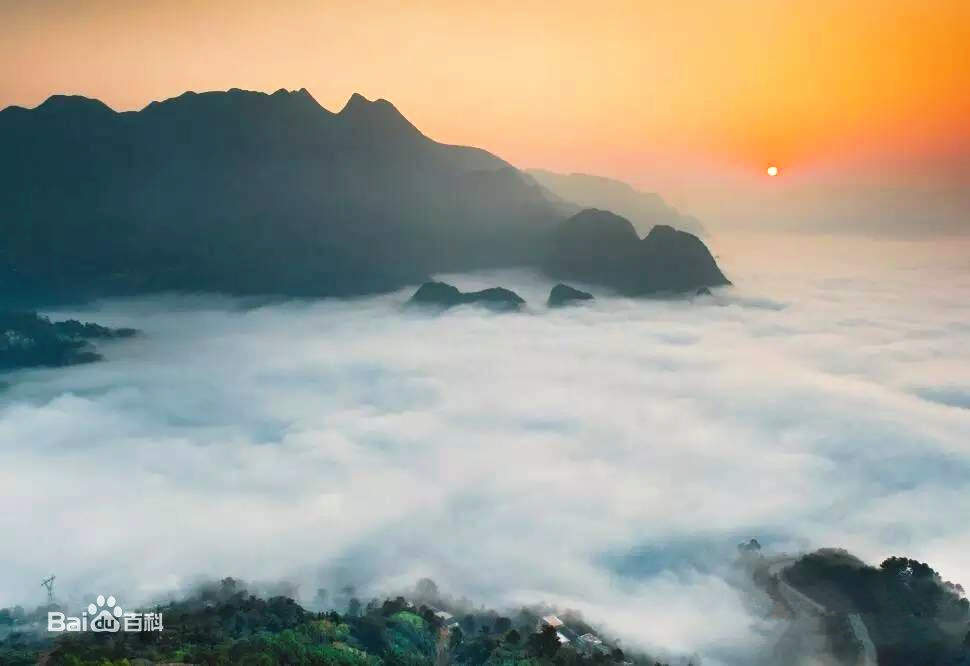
[2,0,968,234]
[2,236,970,663]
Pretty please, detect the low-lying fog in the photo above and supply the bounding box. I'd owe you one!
[2,234,969,664]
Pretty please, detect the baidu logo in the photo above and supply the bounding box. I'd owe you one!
[48,594,163,633]
[87,594,123,632]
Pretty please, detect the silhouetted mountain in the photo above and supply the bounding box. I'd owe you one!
[527,169,705,236]
[0,89,563,305]
[544,209,729,295]
[409,281,525,310]
[0,88,731,306]
[638,224,730,291]
[0,311,136,370]
[548,284,594,307]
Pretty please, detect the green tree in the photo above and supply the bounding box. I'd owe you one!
[526,625,561,659]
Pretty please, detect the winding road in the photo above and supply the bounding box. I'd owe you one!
[764,556,878,666]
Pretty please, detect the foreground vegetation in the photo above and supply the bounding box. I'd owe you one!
[4,547,969,665]
[0,578,665,666]
[783,550,970,665]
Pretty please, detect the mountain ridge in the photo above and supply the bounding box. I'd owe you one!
[0,87,558,305]
[0,87,728,306]
[527,168,705,237]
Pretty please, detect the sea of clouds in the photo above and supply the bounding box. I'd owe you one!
[1,234,969,664]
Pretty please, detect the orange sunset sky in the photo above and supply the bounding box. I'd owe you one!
[2,0,968,234]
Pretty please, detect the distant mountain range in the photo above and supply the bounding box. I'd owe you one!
[527,169,705,237]
[0,88,725,305]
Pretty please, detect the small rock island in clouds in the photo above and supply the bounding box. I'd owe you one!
[408,281,526,311]
[548,284,594,307]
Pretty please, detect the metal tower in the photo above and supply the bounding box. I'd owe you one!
[40,575,55,604]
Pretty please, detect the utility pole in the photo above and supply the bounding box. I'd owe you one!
[40,575,55,604]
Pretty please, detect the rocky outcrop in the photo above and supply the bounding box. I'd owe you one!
[637,224,729,293]
[408,282,525,311]
[544,209,729,295]
[548,284,593,307]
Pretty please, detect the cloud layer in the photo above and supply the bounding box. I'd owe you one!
[2,235,969,663]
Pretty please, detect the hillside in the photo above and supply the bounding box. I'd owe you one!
[0,89,565,305]
[0,579,667,666]
[782,550,970,665]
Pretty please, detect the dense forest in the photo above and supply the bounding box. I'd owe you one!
[782,549,970,664]
[3,548,969,665]
[0,578,668,666]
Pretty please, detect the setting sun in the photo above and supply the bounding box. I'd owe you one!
[767,166,779,177]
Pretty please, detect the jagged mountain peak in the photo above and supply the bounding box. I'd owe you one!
[339,92,395,113]
[337,92,421,136]
[267,87,322,108]
[140,87,327,115]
